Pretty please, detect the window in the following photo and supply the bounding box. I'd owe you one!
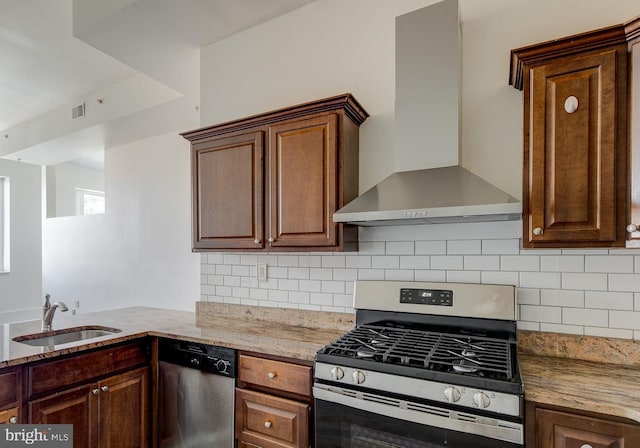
[75,188,105,216]
[0,176,9,272]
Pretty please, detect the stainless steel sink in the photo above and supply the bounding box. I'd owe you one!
[13,326,122,347]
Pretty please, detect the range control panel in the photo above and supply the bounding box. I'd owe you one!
[400,288,453,306]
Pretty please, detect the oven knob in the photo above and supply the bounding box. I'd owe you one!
[352,370,365,385]
[330,367,344,380]
[443,386,461,403]
[216,359,229,373]
[473,391,491,408]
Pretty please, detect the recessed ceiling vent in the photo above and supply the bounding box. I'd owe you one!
[71,103,85,120]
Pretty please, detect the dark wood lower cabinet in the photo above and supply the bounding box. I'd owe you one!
[527,402,640,448]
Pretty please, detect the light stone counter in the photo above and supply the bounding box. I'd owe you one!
[0,303,354,368]
[518,330,640,424]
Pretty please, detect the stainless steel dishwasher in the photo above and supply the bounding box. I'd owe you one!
[158,338,236,448]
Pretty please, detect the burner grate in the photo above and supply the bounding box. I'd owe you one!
[321,324,514,380]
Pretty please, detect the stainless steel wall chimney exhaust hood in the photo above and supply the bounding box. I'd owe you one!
[333,0,522,226]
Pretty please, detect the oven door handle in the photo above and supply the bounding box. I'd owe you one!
[313,384,523,446]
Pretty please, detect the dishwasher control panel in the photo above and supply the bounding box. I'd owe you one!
[159,338,236,377]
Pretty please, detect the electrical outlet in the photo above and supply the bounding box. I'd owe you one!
[257,263,267,282]
[74,300,80,309]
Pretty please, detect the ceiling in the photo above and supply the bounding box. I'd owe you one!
[0,0,317,166]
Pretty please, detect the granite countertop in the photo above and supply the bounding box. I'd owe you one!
[0,303,354,368]
[518,330,640,424]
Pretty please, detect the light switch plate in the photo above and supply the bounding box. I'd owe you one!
[257,263,267,281]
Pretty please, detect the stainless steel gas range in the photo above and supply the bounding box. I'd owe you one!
[313,281,523,448]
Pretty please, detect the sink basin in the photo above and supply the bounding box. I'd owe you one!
[13,326,122,347]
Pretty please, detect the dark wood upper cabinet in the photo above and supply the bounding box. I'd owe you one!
[511,25,630,248]
[626,17,640,246]
[181,94,368,252]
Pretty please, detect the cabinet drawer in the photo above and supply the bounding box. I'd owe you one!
[0,368,20,409]
[235,388,309,448]
[28,340,149,397]
[0,407,19,424]
[238,354,311,397]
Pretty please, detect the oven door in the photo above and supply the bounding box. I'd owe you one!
[314,385,523,448]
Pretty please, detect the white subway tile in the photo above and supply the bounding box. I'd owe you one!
[201,253,208,264]
[310,268,333,280]
[224,276,240,287]
[258,300,279,308]
[562,273,607,291]
[278,279,299,291]
[480,271,520,286]
[540,256,584,273]
[207,275,224,285]
[289,291,310,304]
[322,255,346,268]
[610,310,640,330]
[207,254,224,264]
[223,296,241,305]
[585,255,633,274]
[232,265,250,276]
[447,271,481,283]
[431,256,463,270]
[277,255,299,267]
[250,288,268,300]
[636,293,640,310]
[584,326,633,339]
[635,331,640,340]
[372,256,400,269]
[322,281,345,294]
[516,288,540,305]
[299,304,322,311]
[232,287,250,299]
[414,270,447,282]
[520,272,561,289]
[415,241,447,255]
[585,291,633,310]
[636,256,640,273]
[241,277,258,288]
[288,268,310,280]
[482,239,520,255]
[333,294,354,308]
[400,256,430,270]
[358,269,385,280]
[357,242,386,255]
[257,254,279,264]
[216,285,232,297]
[268,267,288,279]
[385,270,415,281]
[215,265,232,275]
[447,240,481,255]
[481,271,519,286]
[540,289,584,308]
[240,254,258,265]
[563,308,608,327]
[386,241,415,255]
[608,274,640,292]
[202,264,216,275]
[464,255,500,271]
[611,249,640,254]
[299,256,322,268]
[322,305,348,313]
[310,293,333,306]
[346,256,372,269]
[539,323,584,335]
[517,321,541,331]
[279,302,300,310]
[501,255,540,272]
[520,249,561,255]
[207,295,224,303]
[561,249,609,255]
[346,282,355,295]
[223,254,241,264]
[520,305,561,323]
[333,269,358,281]
[200,275,208,285]
[201,284,216,295]
[268,290,289,301]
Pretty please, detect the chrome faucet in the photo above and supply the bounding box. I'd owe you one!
[42,294,68,331]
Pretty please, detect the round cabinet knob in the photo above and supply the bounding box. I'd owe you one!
[267,372,276,379]
[532,227,544,236]
[92,389,100,395]
[443,386,461,403]
[473,391,491,408]
[268,237,274,243]
[264,421,272,429]
[330,366,345,380]
[627,224,638,233]
[254,239,261,244]
[9,416,17,424]
[101,386,109,392]
[352,370,365,385]
[564,95,579,113]
[580,445,593,448]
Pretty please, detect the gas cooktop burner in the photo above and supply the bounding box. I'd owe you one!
[318,323,517,382]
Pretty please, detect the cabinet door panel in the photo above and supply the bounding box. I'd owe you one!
[628,38,640,245]
[268,114,337,248]
[193,131,264,249]
[98,367,149,448]
[29,384,98,448]
[527,50,618,245]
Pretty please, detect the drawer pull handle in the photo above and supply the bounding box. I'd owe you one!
[92,389,100,395]
[264,421,272,429]
[9,416,17,424]
[267,372,276,379]
[580,445,593,448]
[101,386,109,392]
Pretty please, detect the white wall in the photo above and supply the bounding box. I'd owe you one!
[42,132,200,313]
[0,158,42,323]
[47,162,104,218]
